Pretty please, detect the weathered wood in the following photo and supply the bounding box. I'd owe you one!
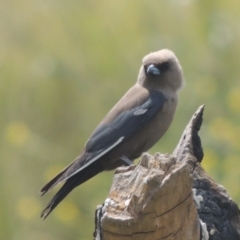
[94,106,240,240]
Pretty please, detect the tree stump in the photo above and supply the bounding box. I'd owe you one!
[94,106,240,240]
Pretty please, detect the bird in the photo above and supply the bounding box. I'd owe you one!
[40,49,184,219]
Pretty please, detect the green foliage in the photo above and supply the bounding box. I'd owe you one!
[1,1,240,239]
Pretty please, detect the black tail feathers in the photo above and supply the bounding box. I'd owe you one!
[40,161,103,219]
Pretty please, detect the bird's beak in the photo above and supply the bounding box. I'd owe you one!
[146,64,160,76]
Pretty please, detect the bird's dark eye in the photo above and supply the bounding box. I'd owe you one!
[159,62,170,72]
[145,62,170,76]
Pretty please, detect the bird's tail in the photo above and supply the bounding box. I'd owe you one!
[41,179,75,220]
[40,160,75,196]
[40,161,103,220]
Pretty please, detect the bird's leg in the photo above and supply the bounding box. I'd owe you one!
[120,155,133,165]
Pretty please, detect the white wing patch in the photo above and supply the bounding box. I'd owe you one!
[60,136,125,182]
[133,109,148,116]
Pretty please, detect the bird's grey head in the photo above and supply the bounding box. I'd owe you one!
[137,49,184,92]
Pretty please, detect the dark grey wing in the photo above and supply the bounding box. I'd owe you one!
[40,91,166,218]
[87,91,166,152]
[62,90,166,181]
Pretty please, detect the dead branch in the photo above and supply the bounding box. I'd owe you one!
[94,106,240,240]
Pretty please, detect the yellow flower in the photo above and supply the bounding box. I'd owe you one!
[55,200,80,222]
[202,149,218,173]
[17,197,41,220]
[5,121,30,146]
[227,87,240,113]
[209,117,237,143]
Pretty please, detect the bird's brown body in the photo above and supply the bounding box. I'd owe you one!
[99,84,178,170]
[40,49,184,219]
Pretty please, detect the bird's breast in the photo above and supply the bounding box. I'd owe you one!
[138,97,177,150]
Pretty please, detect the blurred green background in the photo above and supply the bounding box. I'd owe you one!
[1,0,240,239]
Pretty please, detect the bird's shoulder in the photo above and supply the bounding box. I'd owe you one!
[86,85,166,145]
[100,84,150,124]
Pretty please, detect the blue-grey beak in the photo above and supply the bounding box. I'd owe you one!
[146,64,160,76]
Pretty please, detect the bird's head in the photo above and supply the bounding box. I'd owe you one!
[137,49,184,92]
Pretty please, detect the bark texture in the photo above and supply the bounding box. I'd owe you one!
[94,105,240,240]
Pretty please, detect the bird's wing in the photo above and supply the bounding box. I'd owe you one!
[40,90,166,195]
[61,90,166,181]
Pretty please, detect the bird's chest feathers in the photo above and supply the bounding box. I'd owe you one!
[151,96,177,132]
[162,96,177,116]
